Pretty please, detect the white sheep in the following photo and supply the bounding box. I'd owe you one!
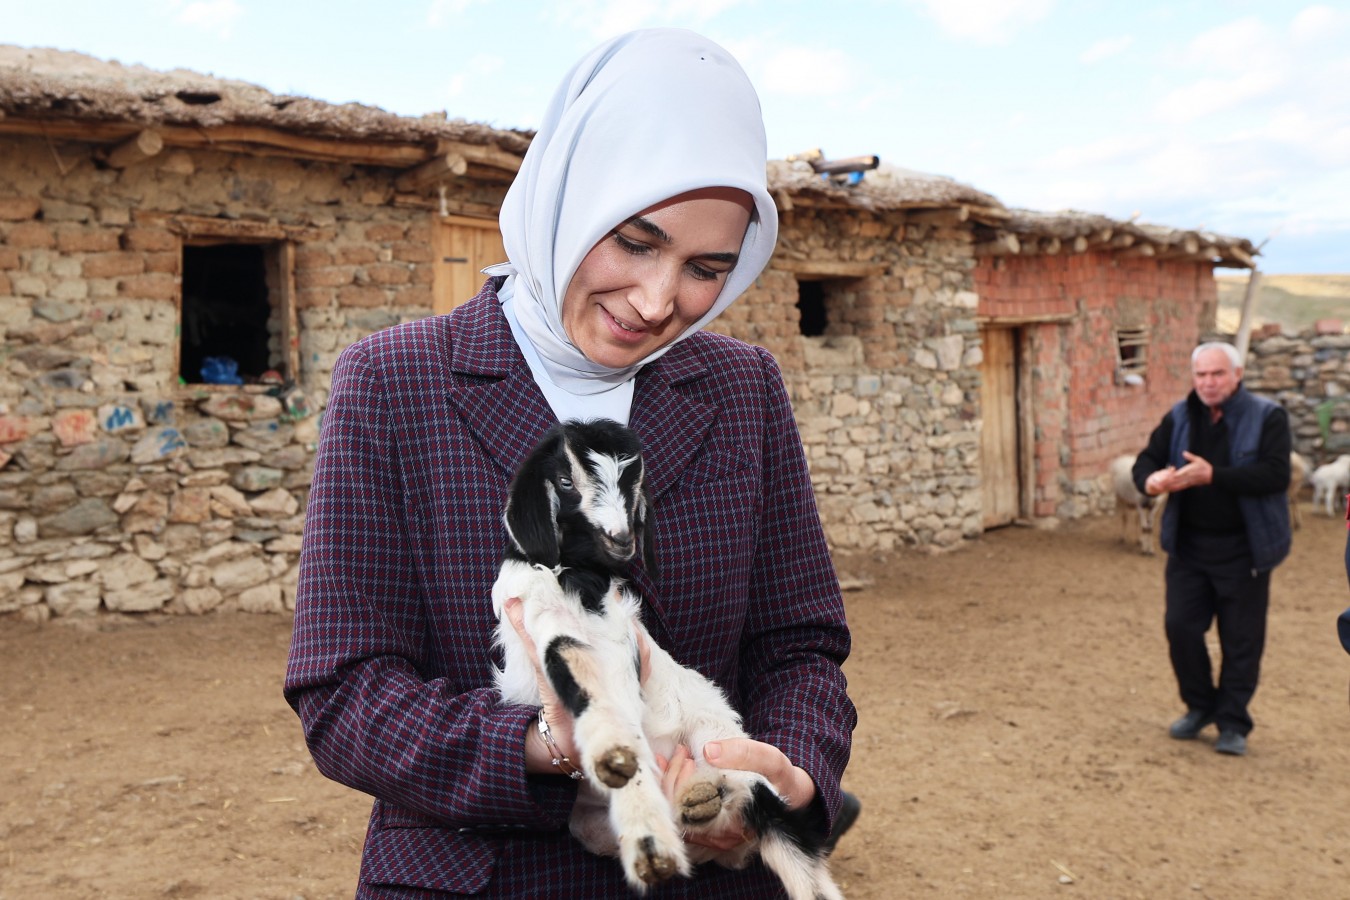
[1289,451,1310,530]
[1109,453,1165,555]
[1310,454,1350,517]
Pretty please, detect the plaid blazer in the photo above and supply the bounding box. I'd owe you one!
[285,279,854,897]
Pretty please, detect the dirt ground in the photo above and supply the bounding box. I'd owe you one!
[3,509,1349,900]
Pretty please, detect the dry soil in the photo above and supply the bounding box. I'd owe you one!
[3,509,1349,899]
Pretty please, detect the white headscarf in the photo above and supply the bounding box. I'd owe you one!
[486,28,778,424]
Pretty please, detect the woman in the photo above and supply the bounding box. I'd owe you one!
[285,28,855,897]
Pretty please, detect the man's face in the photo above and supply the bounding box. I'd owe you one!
[1192,348,1242,408]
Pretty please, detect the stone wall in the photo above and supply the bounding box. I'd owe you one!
[1232,325,1350,463]
[0,133,505,621]
[717,210,984,552]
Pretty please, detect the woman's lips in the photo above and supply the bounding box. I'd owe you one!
[602,307,648,343]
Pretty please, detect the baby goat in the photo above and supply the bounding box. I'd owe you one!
[491,419,842,900]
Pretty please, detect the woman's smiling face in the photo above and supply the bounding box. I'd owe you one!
[560,186,754,369]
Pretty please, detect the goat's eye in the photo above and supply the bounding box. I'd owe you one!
[558,476,573,490]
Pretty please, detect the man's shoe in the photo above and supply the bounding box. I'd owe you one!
[1215,731,1248,756]
[1168,709,1215,740]
[823,791,861,855]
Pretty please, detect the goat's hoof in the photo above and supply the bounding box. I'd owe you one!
[632,836,680,885]
[595,746,638,788]
[678,780,723,824]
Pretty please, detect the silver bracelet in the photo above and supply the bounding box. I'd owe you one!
[536,708,583,780]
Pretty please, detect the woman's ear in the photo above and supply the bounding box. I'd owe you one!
[504,434,564,567]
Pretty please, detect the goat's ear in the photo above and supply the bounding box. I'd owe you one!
[635,488,658,580]
[504,436,563,568]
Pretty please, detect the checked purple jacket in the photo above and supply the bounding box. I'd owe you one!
[284,279,855,898]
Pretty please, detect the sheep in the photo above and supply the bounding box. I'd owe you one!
[1310,454,1350,517]
[490,419,842,900]
[1289,451,1310,529]
[1109,453,1165,555]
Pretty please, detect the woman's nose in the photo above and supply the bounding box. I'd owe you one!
[629,270,677,324]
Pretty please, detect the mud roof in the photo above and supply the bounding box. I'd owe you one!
[0,45,1256,266]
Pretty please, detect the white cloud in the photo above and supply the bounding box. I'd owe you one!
[441,54,505,100]
[1154,70,1284,124]
[1079,34,1133,64]
[173,0,242,37]
[1290,4,1350,43]
[757,45,858,97]
[427,0,480,28]
[545,0,750,39]
[909,0,1054,46]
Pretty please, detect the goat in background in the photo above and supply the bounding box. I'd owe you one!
[1109,454,1164,555]
[491,419,842,900]
[1311,454,1350,517]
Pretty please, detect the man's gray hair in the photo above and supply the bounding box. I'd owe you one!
[1191,341,1243,370]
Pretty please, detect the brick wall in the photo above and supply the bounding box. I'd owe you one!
[976,253,1218,517]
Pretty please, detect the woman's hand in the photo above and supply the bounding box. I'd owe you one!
[656,738,818,853]
[503,597,654,776]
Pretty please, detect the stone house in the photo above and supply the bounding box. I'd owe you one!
[0,48,1259,619]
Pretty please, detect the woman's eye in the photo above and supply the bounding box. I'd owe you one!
[613,232,649,255]
[687,263,720,282]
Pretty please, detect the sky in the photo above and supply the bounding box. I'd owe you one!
[4,0,1350,275]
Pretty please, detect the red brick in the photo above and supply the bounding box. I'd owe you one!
[6,221,55,249]
[84,253,145,279]
[0,197,41,221]
[296,287,334,309]
[365,264,411,286]
[337,285,387,308]
[122,228,178,252]
[296,266,354,288]
[296,246,335,268]
[56,227,122,253]
[144,252,180,274]
[364,223,407,243]
[118,273,178,301]
[337,245,379,265]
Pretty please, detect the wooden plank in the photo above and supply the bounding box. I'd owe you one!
[979,327,1020,528]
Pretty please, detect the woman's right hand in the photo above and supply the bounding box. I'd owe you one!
[503,597,580,775]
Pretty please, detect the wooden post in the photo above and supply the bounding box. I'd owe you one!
[1234,268,1261,365]
[105,130,163,168]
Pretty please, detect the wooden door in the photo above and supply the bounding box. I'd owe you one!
[433,215,507,314]
[980,327,1020,528]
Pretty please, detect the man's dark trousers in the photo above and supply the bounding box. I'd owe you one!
[1164,550,1270,737]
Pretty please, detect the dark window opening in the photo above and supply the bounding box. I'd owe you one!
[1116,326,1149,377]
[180,244,272,385]
[797,280,828,336]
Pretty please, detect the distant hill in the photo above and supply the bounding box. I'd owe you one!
[1215,274,1350,334]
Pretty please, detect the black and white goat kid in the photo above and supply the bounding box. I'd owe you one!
[491,419,843,899]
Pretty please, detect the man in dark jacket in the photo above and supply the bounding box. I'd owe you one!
[1134,342,1291,757]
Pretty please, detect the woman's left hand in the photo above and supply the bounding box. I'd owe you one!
[656,739,817,852]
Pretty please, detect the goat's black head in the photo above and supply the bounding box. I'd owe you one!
[504,419,656,577]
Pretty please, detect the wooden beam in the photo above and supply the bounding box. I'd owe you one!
[1234,268,1261,363]
[395,153,468,192]
[434,139,522,173]
[772,258,888,278]
[102,129,163,168]
[1226,246,1256,268]
[1042,237,1062,255]
[906,206,969,226]
[975,232,1021,256]
[1072,235,1089,253]
[0,118,432,167]
[1118,243,1156,258]
[974,312,1076,325]
[1110,233,1135,248]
